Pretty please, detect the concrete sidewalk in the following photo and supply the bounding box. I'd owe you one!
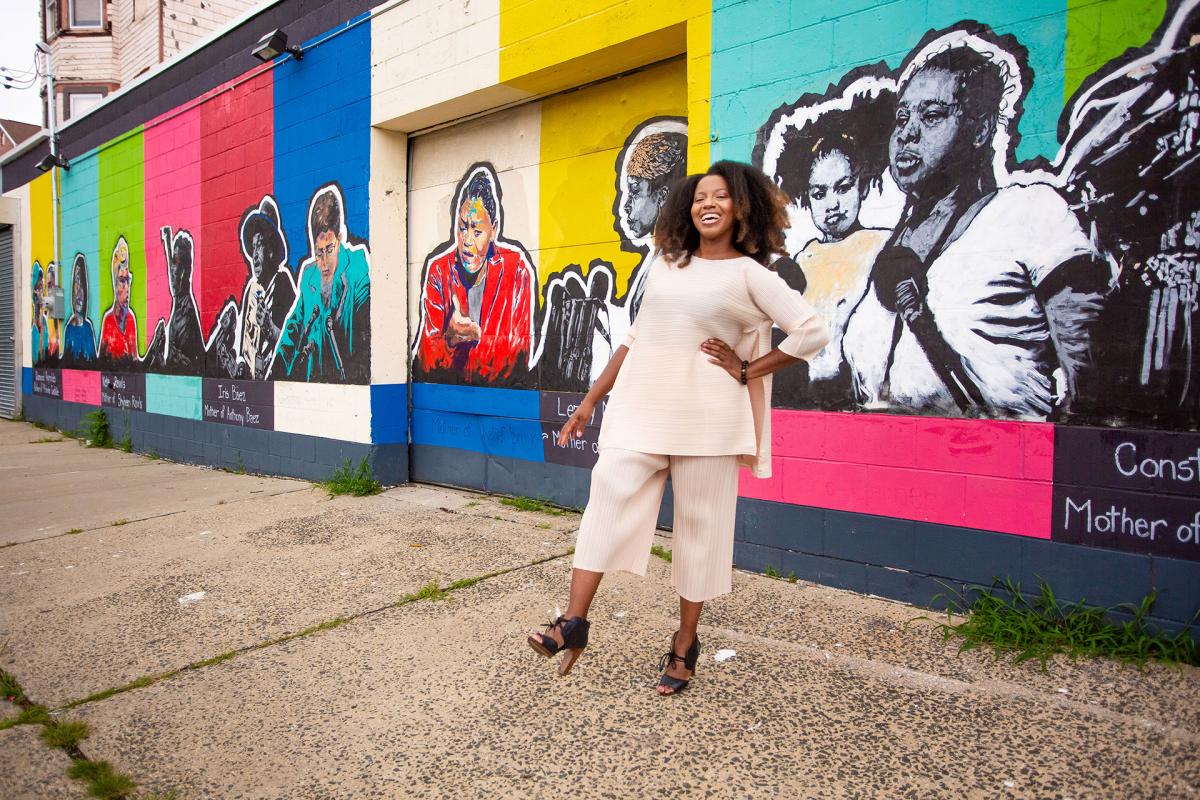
[0,418,1197,799]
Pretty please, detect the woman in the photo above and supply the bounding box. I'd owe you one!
[64,254,97,361]
[527,161,829,695]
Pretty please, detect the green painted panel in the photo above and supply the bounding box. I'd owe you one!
[97,129,147,355]
[146,373,202,420]
[1065,0,1166,103]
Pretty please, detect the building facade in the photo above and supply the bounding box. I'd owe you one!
[3,0,1198,633]
[41,0,261,124]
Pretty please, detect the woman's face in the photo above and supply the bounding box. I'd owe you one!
[808,150,862,241]
[691,175,735,243]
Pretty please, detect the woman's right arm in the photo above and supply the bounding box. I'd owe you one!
[556,344,629,446]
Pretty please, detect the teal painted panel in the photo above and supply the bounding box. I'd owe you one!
[59,149,101,329]
[711,0,1067,164]
[146,374,202,420]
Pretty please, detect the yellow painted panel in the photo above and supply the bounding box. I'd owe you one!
[537,59,686,300]
[29,171,55,269]
[686,11,711,172]
[499,0,705,90]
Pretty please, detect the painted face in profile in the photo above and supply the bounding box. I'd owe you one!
[890,68,970,196]
[808,150,863,242]
[315,229,340,284]
[623,176,661,240]
[456,196,495,274]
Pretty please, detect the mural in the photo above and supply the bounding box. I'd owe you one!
[412,164,537,386]
[273,183,371,383]
[30,184,371,386]
[412,122,688,393]
[753,8,1199,427]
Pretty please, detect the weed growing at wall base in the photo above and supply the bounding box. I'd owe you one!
[322,458,383,497]
[927,578,1199,671]
[500,496,568,515]
[79,410,111,448]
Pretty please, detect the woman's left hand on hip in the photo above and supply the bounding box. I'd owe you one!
[701,338,740,381]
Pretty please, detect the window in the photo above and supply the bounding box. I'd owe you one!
[62,86,108,121]
[69,0,103,28]
[44,0,58,39]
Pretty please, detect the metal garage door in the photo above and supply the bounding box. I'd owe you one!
[0,224,15,418]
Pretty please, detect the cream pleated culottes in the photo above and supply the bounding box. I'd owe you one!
[572,447,741,602]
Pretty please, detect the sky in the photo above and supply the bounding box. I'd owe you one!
[0,0,44,126]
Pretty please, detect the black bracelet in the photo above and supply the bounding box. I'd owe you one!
[740,360,749,385]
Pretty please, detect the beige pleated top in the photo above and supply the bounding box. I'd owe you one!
[599,254,829,478]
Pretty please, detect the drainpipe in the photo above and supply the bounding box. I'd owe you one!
[158,0,165,63]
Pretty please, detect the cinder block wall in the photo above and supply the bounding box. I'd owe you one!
[6,0,1198,633]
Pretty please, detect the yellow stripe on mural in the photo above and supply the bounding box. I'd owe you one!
[499,0,708,99]
[537,59,686,299]
[29,171,55,270]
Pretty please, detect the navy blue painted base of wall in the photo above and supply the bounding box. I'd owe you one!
[413,443,1198,636]
[22,394,409,485]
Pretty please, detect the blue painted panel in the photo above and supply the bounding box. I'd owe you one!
[411,382,541,420]
[711,0,1067,164]
[22,366,33,395]
[146,374,202,420]
[371,382,409,444]
[58,148,101,327]
[411,408,483,453]
[272,14,371,271]
[479,416,544,462]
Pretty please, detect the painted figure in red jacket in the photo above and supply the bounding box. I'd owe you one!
[414,165,536,383]
[99,236,139,361]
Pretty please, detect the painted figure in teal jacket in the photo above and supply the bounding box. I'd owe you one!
[272,184,370,383]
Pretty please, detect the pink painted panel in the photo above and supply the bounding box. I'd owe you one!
[823,411,918,468]
[144,104,202,344]
[739,467,783,502]
[963,475,1053,538]
[1021,423,1055,481]
[913,417,1024,478]
[771,409,826,460]
[864,464,966,525]
[779,457,870,513]
[62,370,101,405]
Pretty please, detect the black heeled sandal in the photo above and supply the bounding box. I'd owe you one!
[527,615,590,675]
[657,632,701,695]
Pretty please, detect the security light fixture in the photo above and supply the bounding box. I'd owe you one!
[36,153,69,172]
[251,29,302,62]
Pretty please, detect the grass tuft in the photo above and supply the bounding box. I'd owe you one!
[111,519,129,527]
[67,759,137,799]
[119,434,132,453]
[40,719,91,749]
[0,670,25,703]
[499,496,567,516]
[145,451,159,460]
[321,458,382,497]
[405,581,447,602]
[764,564,781,579]
[79,410,111,448]
[66,527,84,535]
[925,578,1200,671]
[30,436,65,443]
[0,704,50,729]
[650,544,672,563]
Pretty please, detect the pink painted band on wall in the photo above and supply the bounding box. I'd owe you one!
[740,409,1053,538]
[61,370,101,406]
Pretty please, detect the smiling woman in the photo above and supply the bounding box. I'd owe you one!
[527,160,831,696]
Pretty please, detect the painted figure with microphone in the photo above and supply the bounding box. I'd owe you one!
[273,184,370,383]
[841,34,1109,418]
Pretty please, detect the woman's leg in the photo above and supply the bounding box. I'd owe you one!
[656,453,739,693]
[532,448,668,649]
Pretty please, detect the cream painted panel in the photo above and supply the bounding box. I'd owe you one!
[6,186,31,368]
[371,0,532,129]
[369,127,409,385]
[274,381,372,444]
